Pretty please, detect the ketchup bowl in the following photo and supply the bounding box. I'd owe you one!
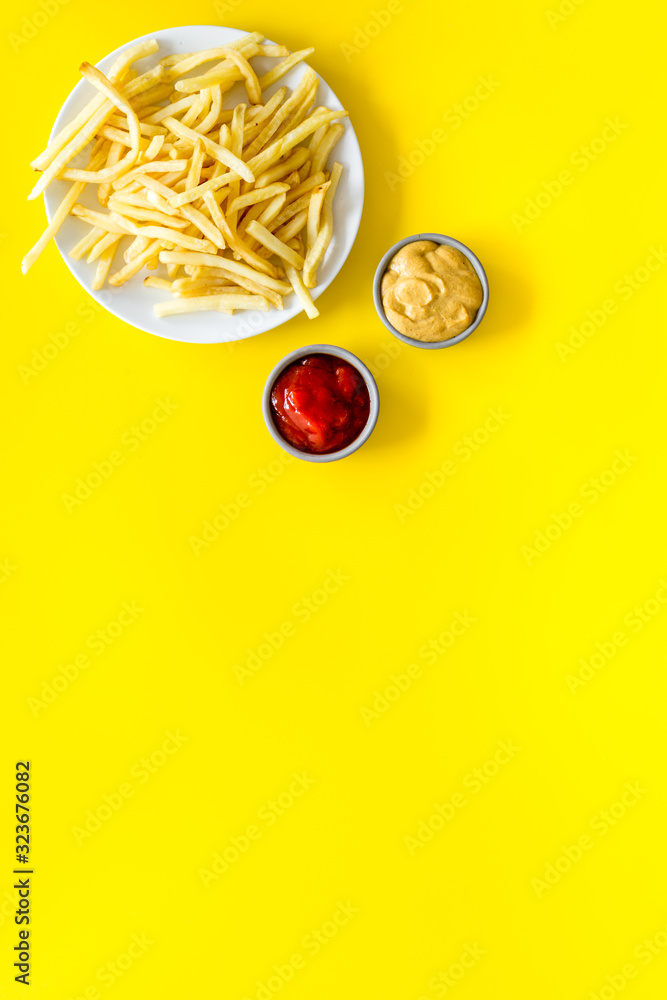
[262,345,379,463]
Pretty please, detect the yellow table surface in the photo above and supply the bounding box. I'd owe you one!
[3,1,667,997]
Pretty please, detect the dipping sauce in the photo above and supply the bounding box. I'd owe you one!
[270,353,371,454]
[381,240,484,342]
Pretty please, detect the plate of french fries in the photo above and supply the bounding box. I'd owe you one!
[25,26,364,343]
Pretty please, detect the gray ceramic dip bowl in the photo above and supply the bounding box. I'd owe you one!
[372,233,489,349]
[262,344,380,463]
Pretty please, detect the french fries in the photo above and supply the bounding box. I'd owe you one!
[23,34,347,320]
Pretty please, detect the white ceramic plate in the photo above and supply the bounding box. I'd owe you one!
[43,25,364,344]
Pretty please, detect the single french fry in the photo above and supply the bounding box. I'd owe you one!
[166,34,263,82]
[28,199,83,285]
[286,235,304,255]
[172,276,233,291]
[185,139,206,190]
[123,235,150,262]
[273,83,318,142]
[106,189,152,208]
[196,85,222,134]
[110,160,191,192]
[310,123,345,176]
[271,184,327,231]
[284,170,302,188]
[241,193,280,231]
[133,172,181,201]
[214,214,282,277]
[143,95,197,124]
[255,147,310,188]
[201,189,229,236]
[180,88,208,129]
[79,60,141,153]
[98,141,123,205]
[92,235,122,289]
[106,200,189,228]
[302,162,342,288]
[175,65,243,96]
[179,204,225,250]
[171,34,263,92]
[144,189,178,216]
[257,48,315,91]
[218,48,261,104]
[285,170,326,205]
[285,263,319,319]
[143,276,173,291]
[106,115,167,137]
[225,102,246,232]
[274,209,308,246]
[96,126,142,148]
[167,169,234,208]
[248,192,287,237]
[109,238,162,285]
[69,226,104,260]
[58,153,136,185]
[227,181,290,215]
[88,230,123,263]
[158,251,290,293]
[130,82,173,110]
[110,215,216,253]
[144,135,165,160]
[245,87,287,133]
[213,267,283,309]
[154,293,270,317]
[160,34,262,68]
[309,124,327,153]
[256,44,290,57]
[177,284,238,298]
[307,183,328,249]
[246,220,304,269]
[69,204,133,234]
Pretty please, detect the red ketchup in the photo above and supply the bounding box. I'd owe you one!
[270,353,371,454]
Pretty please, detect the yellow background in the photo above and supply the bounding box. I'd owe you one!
[2,0,667,997]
